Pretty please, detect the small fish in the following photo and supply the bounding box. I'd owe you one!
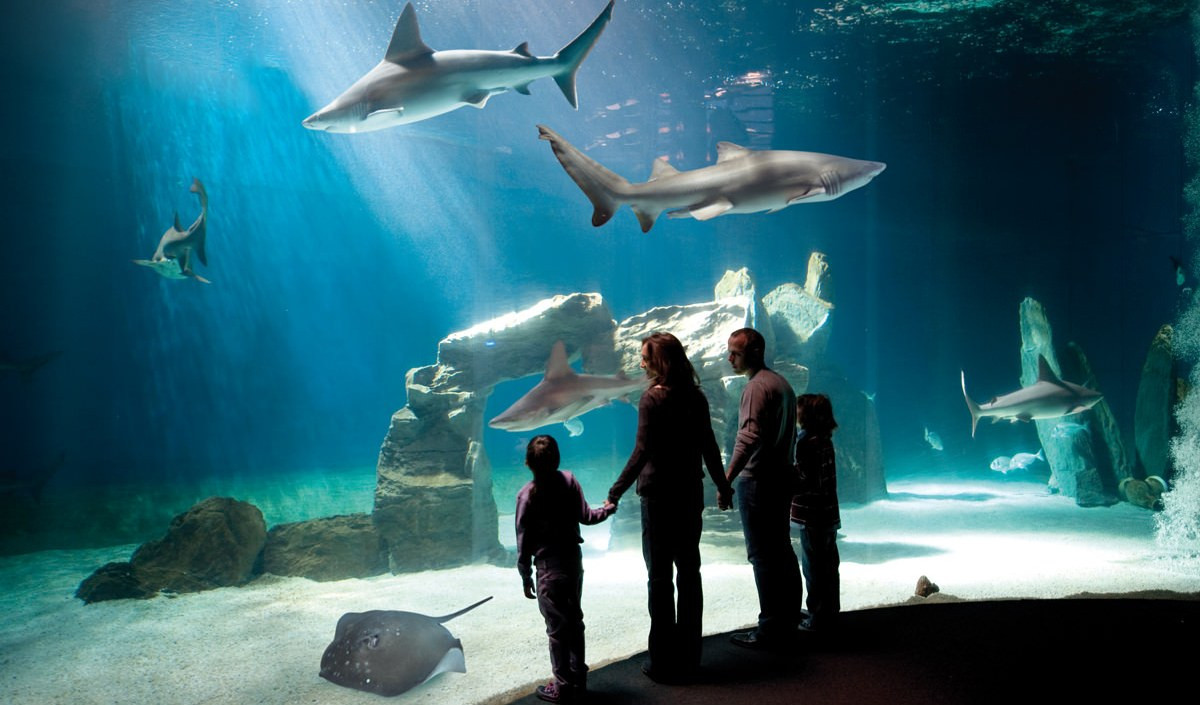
[1171,255,1187,288]
[989,456,1013,473]
[1050,421,1089,439]
[1009,449,1044,470]
[923,427,943,451]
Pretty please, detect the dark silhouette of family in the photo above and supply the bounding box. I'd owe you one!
[515,328,843,703]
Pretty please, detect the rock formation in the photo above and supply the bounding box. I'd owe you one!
[261,513,388,581]
[1066,341,1132,487]
[374,293,618,571]
[77,497,266,602]
[1135,325,1176,481]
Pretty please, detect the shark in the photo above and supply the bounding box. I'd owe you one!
[961,355,1103,437]
[133,178,210,283]
[1,350,61,382]
[537,124,886,232]
[489,340,646,437]
[302,1,614,132]
[1,452,65,502]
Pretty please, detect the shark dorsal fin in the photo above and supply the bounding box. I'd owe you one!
[716,141,752,163]
[649,158,680,181]
[512,41,534,58]
[385,3,435,64]
[1036,355,1063,385]
[544,341,575,380]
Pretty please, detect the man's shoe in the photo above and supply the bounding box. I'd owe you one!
[641,660,687,684]
[731,629,798,650]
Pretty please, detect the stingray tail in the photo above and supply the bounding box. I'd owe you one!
[435,595,493,623]
[961,371,982,438]
[551,1,614,109]
[538,124,631,229]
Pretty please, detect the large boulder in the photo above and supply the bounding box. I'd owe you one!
[763,252,834,365]
[261,513,388,581]
[1066,341,1132,488]
[129,497,267,594]
[1135,325,1176,480]
[75,562,153,604]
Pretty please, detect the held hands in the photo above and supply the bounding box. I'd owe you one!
[603,499,617,517]
[717,487,734,511]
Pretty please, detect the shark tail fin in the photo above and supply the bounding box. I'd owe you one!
[538,124,630,228]
[961,371,981,438]
[551,0,614,109]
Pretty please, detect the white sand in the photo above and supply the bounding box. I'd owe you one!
[2,477,1197,705]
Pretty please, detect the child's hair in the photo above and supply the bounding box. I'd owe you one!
[797,393,838,436]
[525,435,567,503]
[526,434,561,474]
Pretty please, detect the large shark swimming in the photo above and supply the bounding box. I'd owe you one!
[961,355,1103,437]
[302,1,614,132]
[537,124,886,232]
[489,340,646,437]
[133,178,209,283]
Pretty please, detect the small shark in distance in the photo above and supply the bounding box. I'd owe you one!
[302,1,614,132]
[489,340,646,437]
[961,355,1103,437]
[1,452,65,502]
[133,178,210,283]
[536,124,886,232]
[0,350,61,382]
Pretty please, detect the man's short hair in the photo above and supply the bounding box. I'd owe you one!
[730,327,766,361]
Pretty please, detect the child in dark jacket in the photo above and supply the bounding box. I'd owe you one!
[791,394,841,633]
[516,434,615,703]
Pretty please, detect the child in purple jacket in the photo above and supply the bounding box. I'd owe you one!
[516,434,615,703]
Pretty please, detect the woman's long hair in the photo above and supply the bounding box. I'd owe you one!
[642,332,700,390]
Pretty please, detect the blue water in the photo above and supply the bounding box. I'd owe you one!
[0,0,1192,550]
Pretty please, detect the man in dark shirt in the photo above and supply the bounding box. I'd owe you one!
[725,327,803,648]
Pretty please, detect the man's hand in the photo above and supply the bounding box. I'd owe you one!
[523,579,536,600]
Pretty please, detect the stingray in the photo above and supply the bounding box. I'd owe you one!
[319,596,493,697]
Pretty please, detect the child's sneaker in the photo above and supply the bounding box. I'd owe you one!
[535,681,569,703]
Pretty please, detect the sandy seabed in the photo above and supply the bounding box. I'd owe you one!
[2,477,1198,705]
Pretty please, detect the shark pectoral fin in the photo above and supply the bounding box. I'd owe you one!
[366,107,404,120]
[1016,413,1033,422]
[786,188,822,204]
[564,418,584,437]
[465,91,492,108]
[632,207,662,233]
[685,198,734,221]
